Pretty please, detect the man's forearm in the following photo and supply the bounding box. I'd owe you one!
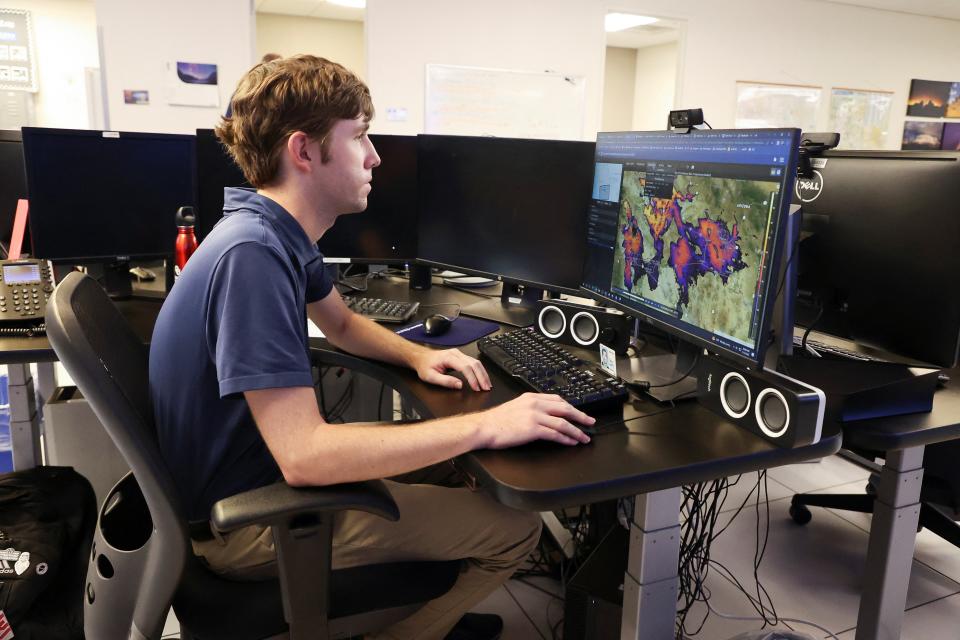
[327,312,427,369]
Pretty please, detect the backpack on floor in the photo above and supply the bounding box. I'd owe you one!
[0,466,97,640]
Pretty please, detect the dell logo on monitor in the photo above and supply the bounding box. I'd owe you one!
[795,170,824,203]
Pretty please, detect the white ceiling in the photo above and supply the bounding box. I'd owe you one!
[255,0,364,22]
[818,0,960,20]
[606,18,683,50]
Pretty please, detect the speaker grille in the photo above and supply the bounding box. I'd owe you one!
[537,305,566,338]
[755,388,790,438]
[570,312,599,346]
[719,372,751,419]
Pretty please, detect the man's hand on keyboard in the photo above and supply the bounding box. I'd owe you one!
[412,348,492,392]
[478,393,593,448]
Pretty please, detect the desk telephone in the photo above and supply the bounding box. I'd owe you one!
[0,259,53,334]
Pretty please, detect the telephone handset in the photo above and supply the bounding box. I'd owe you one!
[0,259,54,332]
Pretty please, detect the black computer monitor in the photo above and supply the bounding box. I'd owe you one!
[581,128,800,381]
[320,133,418,264]
[195,130,418,264]
[22,127,196,295]
[0,129,30,256]
[195,128,248,241]
[416,134,596,325]
[791,150,960,367]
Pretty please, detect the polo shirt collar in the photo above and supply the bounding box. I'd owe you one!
[222,187,321,266]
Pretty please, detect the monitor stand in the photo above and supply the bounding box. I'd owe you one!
[626,340,700,402]
[99,261,134,299]
[460,283,543,327]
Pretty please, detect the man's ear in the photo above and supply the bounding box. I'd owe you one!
[286,131,314,172]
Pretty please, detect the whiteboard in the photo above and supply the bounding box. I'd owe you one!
[425,64,586,140]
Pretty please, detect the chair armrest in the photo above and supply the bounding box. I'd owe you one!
[210,479,400,533]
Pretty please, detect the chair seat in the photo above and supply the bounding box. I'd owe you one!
[174,553,461,639]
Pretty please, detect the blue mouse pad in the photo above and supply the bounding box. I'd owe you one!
[395,316,499,347]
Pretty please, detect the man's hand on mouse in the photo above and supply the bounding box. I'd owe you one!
[412,348,492,391]
[476,393,593,448]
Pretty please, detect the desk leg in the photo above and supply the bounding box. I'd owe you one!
[8,363,40,470]
[621,487,681,640]
[855,446,924,640]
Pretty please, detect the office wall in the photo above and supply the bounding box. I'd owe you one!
[365,0,605,138]
[95,0,255,134]
[632,42,678,131]
[1,0,99,128]
[613,0,960,148]
[602,47,636,132]
[367,0,960,148]
[256,13,365,79]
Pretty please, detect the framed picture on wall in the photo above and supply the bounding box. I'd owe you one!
[941,123,960,151]
[828,87,893,149]
[906,79,951,117]
[945,83,960,119]
[735,81,821,132]
[901,120,944,150]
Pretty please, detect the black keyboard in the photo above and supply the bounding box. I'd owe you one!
[346,297,420,323]
[477,327,629,417]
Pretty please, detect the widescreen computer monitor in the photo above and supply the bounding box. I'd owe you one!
[320,133,418,264]
[22,127,196,294]
[195,128,249,241]
[581,128,800,374]
[195,130,418,263]
[416,134,596,325]
[0,129,30,256]
[791,150,960,367]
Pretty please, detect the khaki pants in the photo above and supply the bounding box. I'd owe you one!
[192,464,541,640]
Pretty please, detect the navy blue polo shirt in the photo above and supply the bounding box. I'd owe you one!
[150,187,333,521]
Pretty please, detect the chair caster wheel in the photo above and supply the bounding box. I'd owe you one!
[790,503,812,525]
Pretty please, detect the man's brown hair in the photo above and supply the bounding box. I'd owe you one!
[216,55,374,188]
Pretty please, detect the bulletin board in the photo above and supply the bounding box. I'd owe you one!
[425,64,586,140]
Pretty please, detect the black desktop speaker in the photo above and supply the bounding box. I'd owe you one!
[534,299,632,355]
[697,354,825,447]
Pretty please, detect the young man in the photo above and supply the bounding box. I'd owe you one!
[149,55,594,640]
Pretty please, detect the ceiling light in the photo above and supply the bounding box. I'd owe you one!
[605,13,658,32]
[327,0,366,8]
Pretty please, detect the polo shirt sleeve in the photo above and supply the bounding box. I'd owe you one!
[206,242,314,398]
[304,255,334,303]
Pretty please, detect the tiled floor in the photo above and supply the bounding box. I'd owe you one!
[162,455,960,639]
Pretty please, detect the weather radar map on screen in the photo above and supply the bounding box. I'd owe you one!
[613,171,778,344]
[582,129,799,363]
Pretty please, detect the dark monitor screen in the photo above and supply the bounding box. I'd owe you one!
[581,128,800,366]
[791,150,960,367]
[0,129,30,254]
[416,134,596,293]
[195,128,248,241]
[195,131,418,263]
[320,133,418,263]
[22,127,196,262]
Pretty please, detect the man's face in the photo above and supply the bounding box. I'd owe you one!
[310,117,380,216]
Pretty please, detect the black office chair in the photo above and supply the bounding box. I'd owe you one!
[790,444,960,548]
[46,272,460,640]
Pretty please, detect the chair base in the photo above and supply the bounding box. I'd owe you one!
[790,491,960,548]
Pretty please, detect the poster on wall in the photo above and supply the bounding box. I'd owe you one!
[0,8,38,92]
[941,123,960,151]
[734,81,820,132]
[901,121,943,150]
[828,88,893,149]
[906,79,950,117]
[945,83,960,119]
[123,90,149,105]
[165,61,219,108]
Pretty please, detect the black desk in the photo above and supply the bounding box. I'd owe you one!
[310,275,843,639]
[827,362,960,640]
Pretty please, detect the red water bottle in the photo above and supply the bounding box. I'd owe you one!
[174,206,198,278]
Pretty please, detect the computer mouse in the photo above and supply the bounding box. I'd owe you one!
[423,314,453,337]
